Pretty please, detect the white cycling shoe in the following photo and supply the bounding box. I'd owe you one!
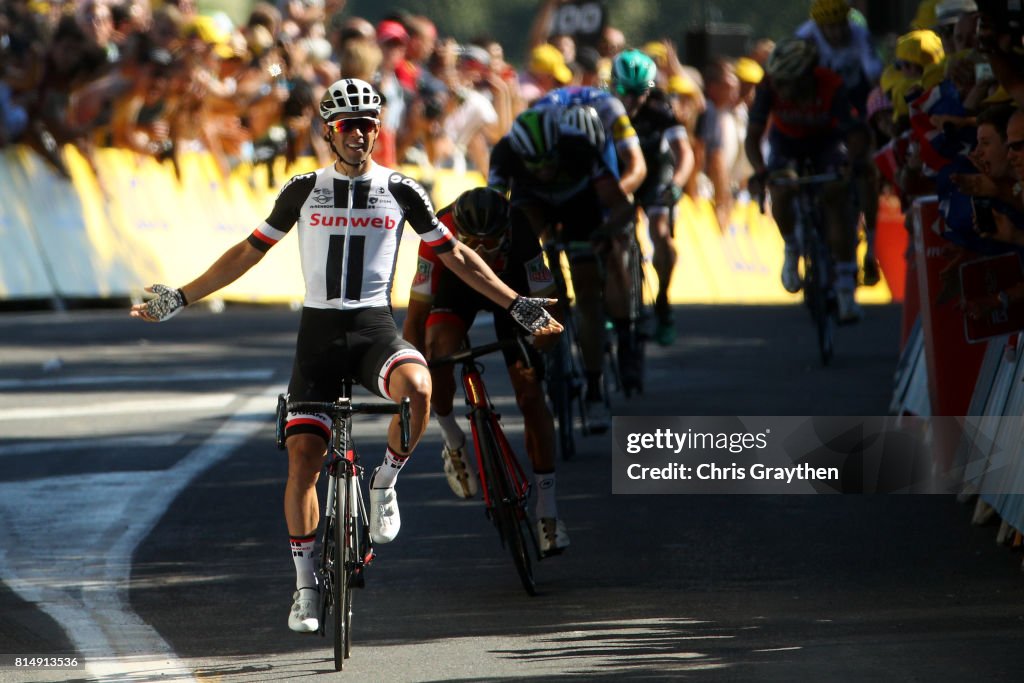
[537,517,570,557]
[369,467,401,544]
[781,248,802,294]
[442,443,478,499]
[288,588,319,633]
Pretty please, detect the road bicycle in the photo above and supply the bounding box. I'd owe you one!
[429,337,540,596]
[782,172,841,365]
[766,171,843,365]
[542,240,614,457]
[276,386,411,671]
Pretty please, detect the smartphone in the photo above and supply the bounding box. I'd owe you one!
[973,197,998,235]
[975,61,994,82]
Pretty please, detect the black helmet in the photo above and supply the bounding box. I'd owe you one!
[452,187,510,239]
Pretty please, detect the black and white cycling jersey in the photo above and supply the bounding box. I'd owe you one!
[248,164,455,309]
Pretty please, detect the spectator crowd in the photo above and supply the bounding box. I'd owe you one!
[1,0,1023,275]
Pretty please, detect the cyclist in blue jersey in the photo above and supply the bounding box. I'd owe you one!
[533,79,648,195]
[130,78,562,634]
[490,107,635,427]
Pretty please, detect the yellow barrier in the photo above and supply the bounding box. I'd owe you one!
[0,148,53,299]
[0,145,891,307]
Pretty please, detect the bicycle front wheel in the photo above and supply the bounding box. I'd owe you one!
[332,471,351,670]
[803,235,834,365]
[475,411,536,596]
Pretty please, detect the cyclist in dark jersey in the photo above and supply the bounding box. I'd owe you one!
[630,87,694,347]
[402,187,569,556]
[489,107,635,428]
[130,78,562,634]
[745,38,862,322]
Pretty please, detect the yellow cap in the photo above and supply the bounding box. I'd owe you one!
[185,15,230,45]
[734,57,764,84]
[530,44,573,84]
[667,74,698,96]
[895,29,945,67]
[642,41,668,66]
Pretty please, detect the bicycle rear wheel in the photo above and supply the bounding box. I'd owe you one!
[475,411,536,596]
[332,470,351,670]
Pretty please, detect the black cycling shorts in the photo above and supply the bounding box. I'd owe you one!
[285,306,426,440]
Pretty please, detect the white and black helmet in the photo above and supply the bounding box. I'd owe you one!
[319,78,382,121]
[560,105,606,150]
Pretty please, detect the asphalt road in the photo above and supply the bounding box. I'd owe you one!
[1,303,1023,682]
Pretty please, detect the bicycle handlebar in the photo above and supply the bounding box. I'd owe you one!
[283,396,413,452]
[428,336,532,371]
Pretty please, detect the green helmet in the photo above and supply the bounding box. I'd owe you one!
[611,49,657,96]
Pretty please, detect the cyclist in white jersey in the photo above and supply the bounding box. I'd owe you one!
[130,78,561,634]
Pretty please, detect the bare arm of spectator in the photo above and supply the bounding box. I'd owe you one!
[482,73,513,144]
[465,130,491,176]
[527,0,563,50]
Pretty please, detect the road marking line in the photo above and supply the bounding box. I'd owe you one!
[0,368,274,390]
[0,434,184,457]
[0,394,236,421]
[0,387,280,682]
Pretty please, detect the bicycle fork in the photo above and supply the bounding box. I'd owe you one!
[461,369,531,511]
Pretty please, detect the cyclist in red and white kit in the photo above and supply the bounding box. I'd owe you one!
[129,78,561,634]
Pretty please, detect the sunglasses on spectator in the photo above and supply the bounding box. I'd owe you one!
[329,118,379,134]
[1006,140,1024,153]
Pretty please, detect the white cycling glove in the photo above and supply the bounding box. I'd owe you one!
[507,296,555,334]
[144,284,188,321]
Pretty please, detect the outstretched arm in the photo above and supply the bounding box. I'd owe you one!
[437,243,562,336]
[130,239,265,321]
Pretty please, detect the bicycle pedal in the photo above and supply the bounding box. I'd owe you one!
[349,568,366,589]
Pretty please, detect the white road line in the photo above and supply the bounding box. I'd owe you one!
[0,387,280,682]
[0,394,236,421]
[0,434,184,457]
[0,368,275,390]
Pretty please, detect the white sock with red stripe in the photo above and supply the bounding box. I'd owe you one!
[290,534,317,590]
[371,446,408,489]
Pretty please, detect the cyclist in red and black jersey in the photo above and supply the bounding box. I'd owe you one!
[131,78,562,634]
[745,38,863,322]
[402,187,569,556]
[489,108,635,426]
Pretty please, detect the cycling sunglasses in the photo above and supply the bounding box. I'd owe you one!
[523,152,559,172]
[460,234,504,252]
[329,117,380,135]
